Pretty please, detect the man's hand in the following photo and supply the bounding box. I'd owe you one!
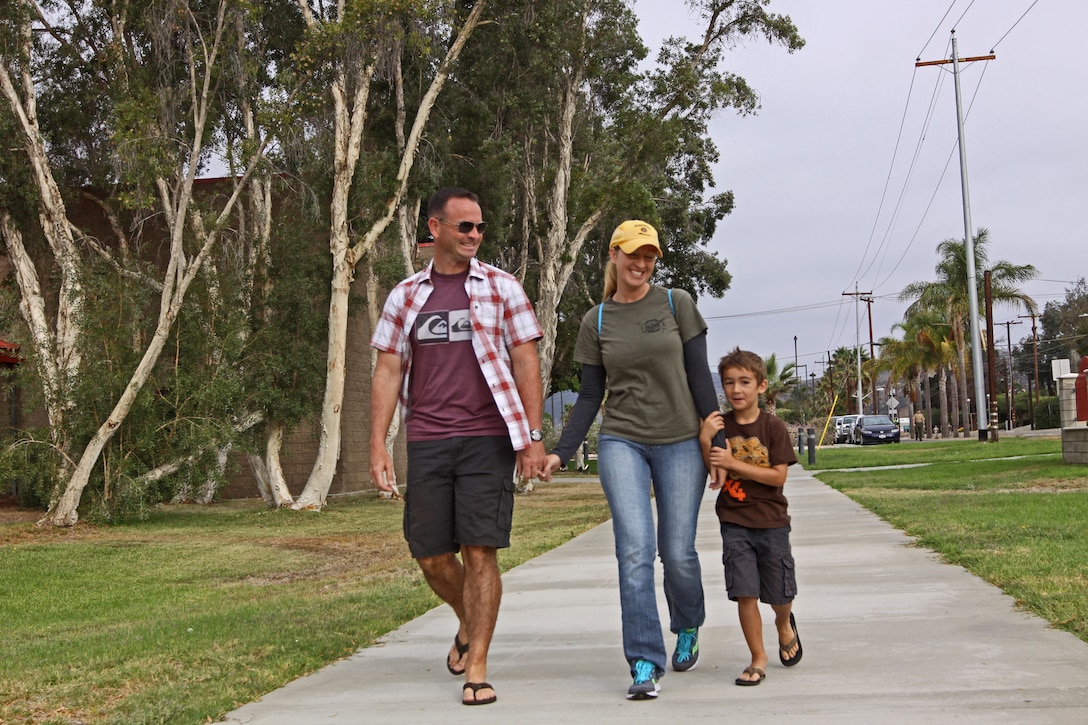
[516,441,546,482]
[369,446,396,492]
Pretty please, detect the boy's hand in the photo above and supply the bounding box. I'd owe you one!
[708,463,728,489]
[708,438,735,469]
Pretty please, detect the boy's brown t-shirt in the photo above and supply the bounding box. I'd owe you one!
[714,410,798,529]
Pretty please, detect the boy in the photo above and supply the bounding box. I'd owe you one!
[699,348,801,686]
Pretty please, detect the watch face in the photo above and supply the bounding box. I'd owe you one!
[530,429,543,441]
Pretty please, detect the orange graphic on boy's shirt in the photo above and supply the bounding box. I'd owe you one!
[722,435,769,502]
[723,477,746,502]
[729,435,769,467]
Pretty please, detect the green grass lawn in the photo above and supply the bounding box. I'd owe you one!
[812,436,1088,643]
[0,481,610,725]
[808,435,1062,469]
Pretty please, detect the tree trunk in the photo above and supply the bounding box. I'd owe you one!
[247,422,292,507]
[938,365,950,438]
[948,364,960,438]
[923,371,933,439]
[196,444,232,504]
[1,28,86,492]
[249,453,273,504]
[263,422,294,507]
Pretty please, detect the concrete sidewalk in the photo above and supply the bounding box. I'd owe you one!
[221,466,1088,724]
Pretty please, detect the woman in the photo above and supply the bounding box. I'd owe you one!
[542,220,720,700]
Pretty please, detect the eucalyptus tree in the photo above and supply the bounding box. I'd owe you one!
[289,0,486,509]
[433,0,803,395]
[2,0,290,525]
[900,228,1037,437]
[1038,277,1088,362]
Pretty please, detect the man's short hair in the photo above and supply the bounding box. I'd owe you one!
[718,347,767,384]
[427,187,479,219]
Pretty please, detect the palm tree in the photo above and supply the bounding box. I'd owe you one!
[874,333,919,416]
[899,307,955,437]
[900,228,1037,434]
[761,353,796,418]
[828,346,867,415]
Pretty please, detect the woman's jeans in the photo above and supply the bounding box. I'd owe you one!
[598,434,706,676]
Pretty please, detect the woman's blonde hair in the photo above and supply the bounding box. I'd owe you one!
[603,260,618,302]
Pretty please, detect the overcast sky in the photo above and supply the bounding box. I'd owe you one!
[633,0,1086,380]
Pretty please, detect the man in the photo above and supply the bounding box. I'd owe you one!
[912,410,926,441]
[369,187,546,706]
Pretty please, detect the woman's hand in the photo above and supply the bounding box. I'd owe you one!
[539,453,563,482]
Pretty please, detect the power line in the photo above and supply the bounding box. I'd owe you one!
[990,0,1041,52]
[874,56,991,291]
[917,0,959,60]
[951,0,978,31]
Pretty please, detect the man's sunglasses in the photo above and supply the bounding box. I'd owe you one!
[437,218,487,234]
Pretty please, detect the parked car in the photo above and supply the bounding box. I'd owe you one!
[836,414,858,444]
[852,415,901,445]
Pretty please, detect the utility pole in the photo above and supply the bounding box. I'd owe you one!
[794,335,799,385]
[843,286,871,417]
[1000,320,1022,430]
[1018,312,1040,428]
[917,32,995,441]
[984,271,998,441]
[862,296,877,414]
[1017,312,1041,402]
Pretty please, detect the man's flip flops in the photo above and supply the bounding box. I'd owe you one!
[447,635,469,676]
[779,612,803,667]
[463,681,497,705]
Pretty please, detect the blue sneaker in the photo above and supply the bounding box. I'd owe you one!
[672,627,699,672]
[626,659,660,700]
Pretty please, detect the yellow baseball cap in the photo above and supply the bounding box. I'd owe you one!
[609,220,662,257]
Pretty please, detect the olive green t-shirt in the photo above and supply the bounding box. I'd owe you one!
[574,286,707,444]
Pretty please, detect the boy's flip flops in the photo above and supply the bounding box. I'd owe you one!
[779,611,803,667]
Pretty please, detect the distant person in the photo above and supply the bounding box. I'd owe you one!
[540,220,720,700]
[912,410,926,441]
[572,440,586,472]
[369,187,546,706]
[700,348,801,687]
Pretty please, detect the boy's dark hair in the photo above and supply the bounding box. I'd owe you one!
[427,187,479,218]
[718,347,767,384]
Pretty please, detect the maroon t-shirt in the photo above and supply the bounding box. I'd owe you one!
[714,410,798,528]
[406,269,508,441]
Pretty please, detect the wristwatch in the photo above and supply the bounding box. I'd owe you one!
[529,428,544,442]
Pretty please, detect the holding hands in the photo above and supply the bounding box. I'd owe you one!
[700,412,731,489]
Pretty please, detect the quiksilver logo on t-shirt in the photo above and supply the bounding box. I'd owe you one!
[416,310,472,344]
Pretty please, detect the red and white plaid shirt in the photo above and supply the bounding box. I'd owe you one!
[370,258,543,451]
